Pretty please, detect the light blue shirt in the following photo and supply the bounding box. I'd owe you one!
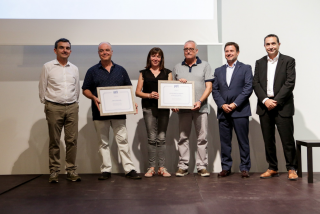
[226,60,237,87]
[225,60,238,106]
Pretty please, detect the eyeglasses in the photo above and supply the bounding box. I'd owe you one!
[183,48,195,52]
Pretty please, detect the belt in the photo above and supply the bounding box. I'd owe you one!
[46,100,76,106]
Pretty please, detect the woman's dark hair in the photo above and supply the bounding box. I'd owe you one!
[145,47,164,70]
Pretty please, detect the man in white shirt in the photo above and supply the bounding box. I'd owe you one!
[39,38,81,183]
[253,34,298,180]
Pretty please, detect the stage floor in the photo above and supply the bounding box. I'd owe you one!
[1,173,320,214]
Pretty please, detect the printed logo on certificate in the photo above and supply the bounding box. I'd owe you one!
[97,86,136,116]
[158,80,195,109]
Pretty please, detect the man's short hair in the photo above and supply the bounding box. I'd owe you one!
[54,38,71,49]
[145,47,165,71]
[264,34,280,44]
[98,42,112,50]
[224,42,239,52]
[184,40,198,50]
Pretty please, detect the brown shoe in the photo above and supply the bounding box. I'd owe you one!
[198,169,210,177]
[218,170,231,177]
[260,169,279,179]
[288,170,298,181]
[241,170,250,178]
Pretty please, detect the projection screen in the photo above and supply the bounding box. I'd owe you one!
[0,0,218,45]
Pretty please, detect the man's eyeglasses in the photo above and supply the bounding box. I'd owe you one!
[183,48,195,52]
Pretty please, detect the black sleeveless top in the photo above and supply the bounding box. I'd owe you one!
[140,68,172,108]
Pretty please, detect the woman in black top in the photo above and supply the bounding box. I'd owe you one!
[135,47,172,177]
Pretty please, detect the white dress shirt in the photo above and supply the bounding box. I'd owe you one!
[39,59,80,104]
[225,60,238,106]
[262,52,279,104]
[226,60,237,86]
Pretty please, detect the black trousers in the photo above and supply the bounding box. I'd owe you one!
[259,109,297,171]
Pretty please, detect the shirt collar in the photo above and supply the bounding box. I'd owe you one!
[98,60,115,68]
[267,52,280,63]
[181,56,202,65]
[226,60,237,68]
[53,59,70,66]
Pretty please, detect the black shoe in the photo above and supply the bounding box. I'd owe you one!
[125,170,141,179]
[98,172,111,180]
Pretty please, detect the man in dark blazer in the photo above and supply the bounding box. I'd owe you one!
[253,34,298,180]
[212,42,253,178]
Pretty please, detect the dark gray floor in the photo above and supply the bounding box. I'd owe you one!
[0,173,320,214]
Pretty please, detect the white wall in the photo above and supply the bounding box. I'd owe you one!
[221,0,320,172]
[1,0,319,174]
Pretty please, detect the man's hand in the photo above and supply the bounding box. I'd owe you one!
[93,96,101,111]
[134,103,138,115]
[178,78,187,83]
[171,108,179,112]
[150,91,159,99]
[265,99,277,111]
[229,103,237,111]
[222,104,233,113]
[191,101,201,111]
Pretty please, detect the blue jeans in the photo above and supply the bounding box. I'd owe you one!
[143,107,170,168]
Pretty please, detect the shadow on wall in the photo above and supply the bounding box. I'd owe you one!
[12,119,50,174]
[207,105,220,173]
[77,108,100,173]
[131,118,148,173]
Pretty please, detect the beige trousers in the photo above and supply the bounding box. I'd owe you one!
[177,112,208,171]
[45,101,78,173]
[94,119,135,173]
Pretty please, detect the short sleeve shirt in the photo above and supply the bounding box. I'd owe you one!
[82,61,132,120]
[140,68,172,108]
[173,57,214,113]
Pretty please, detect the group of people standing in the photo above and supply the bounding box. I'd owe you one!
[39,34,298,183]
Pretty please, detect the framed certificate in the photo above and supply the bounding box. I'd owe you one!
[97,86,136,116]
[158,80,195,109]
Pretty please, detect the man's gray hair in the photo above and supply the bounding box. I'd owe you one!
[98,42,112,50]
[185,40,197,50]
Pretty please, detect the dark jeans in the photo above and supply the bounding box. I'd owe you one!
[219,116,251,171]
[143,107,170,168]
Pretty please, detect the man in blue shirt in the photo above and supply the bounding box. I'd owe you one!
[82,42,141,180]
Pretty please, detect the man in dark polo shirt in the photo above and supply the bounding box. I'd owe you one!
[82,42,141,180]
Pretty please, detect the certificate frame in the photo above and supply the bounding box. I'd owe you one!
[97,86,136,116]
[158,80,195,109]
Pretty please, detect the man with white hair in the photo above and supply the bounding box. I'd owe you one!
[172,40,214,177]
[82,42,141,180]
